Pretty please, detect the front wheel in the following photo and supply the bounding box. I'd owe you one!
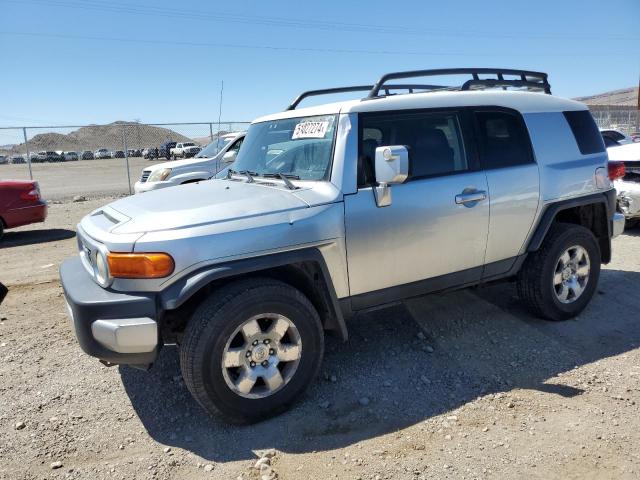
[179,278,324,423]
[517,223,601,321]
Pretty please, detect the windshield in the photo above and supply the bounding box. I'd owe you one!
[197,136,234,158]
[231,114,337,181]
[183,142,195,147]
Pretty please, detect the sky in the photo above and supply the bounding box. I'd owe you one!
[0,0,639,131]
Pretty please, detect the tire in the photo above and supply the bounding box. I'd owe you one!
[180,277,324,423]
[516,222,601,321]
[625,219,639,230]
[0,220,4,241]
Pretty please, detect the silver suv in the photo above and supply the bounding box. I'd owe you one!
[60,68,624,423]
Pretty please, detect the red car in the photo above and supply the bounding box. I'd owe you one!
[0,180,47,239]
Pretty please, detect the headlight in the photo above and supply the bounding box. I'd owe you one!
[148,168,172,182]
[95,250,109,285]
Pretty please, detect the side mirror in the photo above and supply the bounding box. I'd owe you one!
[222,150,237,163]
[373,145,409,207]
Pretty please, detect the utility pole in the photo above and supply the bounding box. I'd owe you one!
[636,73,639,132]
[217,80,224,135]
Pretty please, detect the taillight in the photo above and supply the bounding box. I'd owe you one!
[608,161,625,181]
[20,188,40,201]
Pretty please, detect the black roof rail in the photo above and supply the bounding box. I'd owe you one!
[286,83,448,110]
[367,68,551,98]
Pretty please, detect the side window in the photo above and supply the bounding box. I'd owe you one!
[475,111,533,169]
[358,111,468,186]
[563,110,605,155]
[229,138,244,153]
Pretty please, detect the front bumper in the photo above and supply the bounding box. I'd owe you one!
[60,256,160,365]
[614,179,640,220]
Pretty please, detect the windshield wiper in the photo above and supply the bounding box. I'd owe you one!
[228,168,257,183]
[261,172,300,190]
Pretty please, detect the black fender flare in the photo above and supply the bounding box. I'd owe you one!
[526,190,615,261]
[159,248,348,341]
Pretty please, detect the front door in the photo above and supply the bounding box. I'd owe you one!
[344,109,489,308]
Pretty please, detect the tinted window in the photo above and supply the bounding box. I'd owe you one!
[602,130,624,142]
[563,110,605,155]
[603,136,620,148]
[359,111,468,185]
[475,111,533,169]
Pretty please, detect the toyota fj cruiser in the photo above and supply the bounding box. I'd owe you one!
[60,68,625,423]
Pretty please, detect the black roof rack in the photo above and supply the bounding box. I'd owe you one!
[286,68,551,110]
[286,83,448,110]
[368,68,551,98]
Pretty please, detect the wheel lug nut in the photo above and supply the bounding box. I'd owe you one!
[250,361,256,367]
[269,349,275,355]
[261,361,269,367]
[252,340,258,346]
[245,351,251,357]
[263,339,270,344]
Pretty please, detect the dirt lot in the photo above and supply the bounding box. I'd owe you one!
[1,157,164,200]
[1,197,639,480]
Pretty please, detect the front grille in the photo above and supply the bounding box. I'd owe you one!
[140,170,151,183]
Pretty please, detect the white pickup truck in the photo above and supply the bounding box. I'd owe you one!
[169,142,200,159]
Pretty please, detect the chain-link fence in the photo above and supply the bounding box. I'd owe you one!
[590,107,640,135]
[0,121,250,200]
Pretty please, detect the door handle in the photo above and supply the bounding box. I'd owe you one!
[455,190,487,205]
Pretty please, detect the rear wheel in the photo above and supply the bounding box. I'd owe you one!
[0,220,4,240]
[517,223,601,321]
[180,278,324,423]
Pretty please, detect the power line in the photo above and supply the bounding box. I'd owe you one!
[0,31,619,58]
[3,0,638,41]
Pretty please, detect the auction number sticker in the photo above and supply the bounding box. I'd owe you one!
[292,121,329,139]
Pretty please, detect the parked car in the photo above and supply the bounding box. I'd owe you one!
[158,141,177,160]
[0,180,47,239]
[94,148,111,159]
[169,142,200,160]
[63,151,79,161]
[81,150,95,160]
[35,151,64,162]
[10,155,25,164]
[134,132,245,193]
[607,141,640,228]
[113,150,125,158]
[0,156,7,165]
[600,129,635,146]
[60,68,623,423]
[194,133,239,160]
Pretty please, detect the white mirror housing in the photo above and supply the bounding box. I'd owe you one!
[222,150,237,163]
[374,145,409,185]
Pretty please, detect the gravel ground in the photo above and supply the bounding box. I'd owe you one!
[1,196,639,480]
[1,157,165,200]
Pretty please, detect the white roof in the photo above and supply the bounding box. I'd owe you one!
[254,90,587,123]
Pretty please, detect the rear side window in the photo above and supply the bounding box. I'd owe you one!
[475,111,534,169]
[563,110,605,155]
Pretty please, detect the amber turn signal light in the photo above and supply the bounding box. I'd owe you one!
[107,252,175,279]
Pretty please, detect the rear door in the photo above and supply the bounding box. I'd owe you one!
[472,109,540,276]
[344,109,490,307]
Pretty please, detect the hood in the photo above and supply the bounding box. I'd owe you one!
[607,142,640,162]
[107,179,313,234]
[144,156,213,172]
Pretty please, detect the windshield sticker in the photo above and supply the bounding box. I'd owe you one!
[292,121,330,139]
